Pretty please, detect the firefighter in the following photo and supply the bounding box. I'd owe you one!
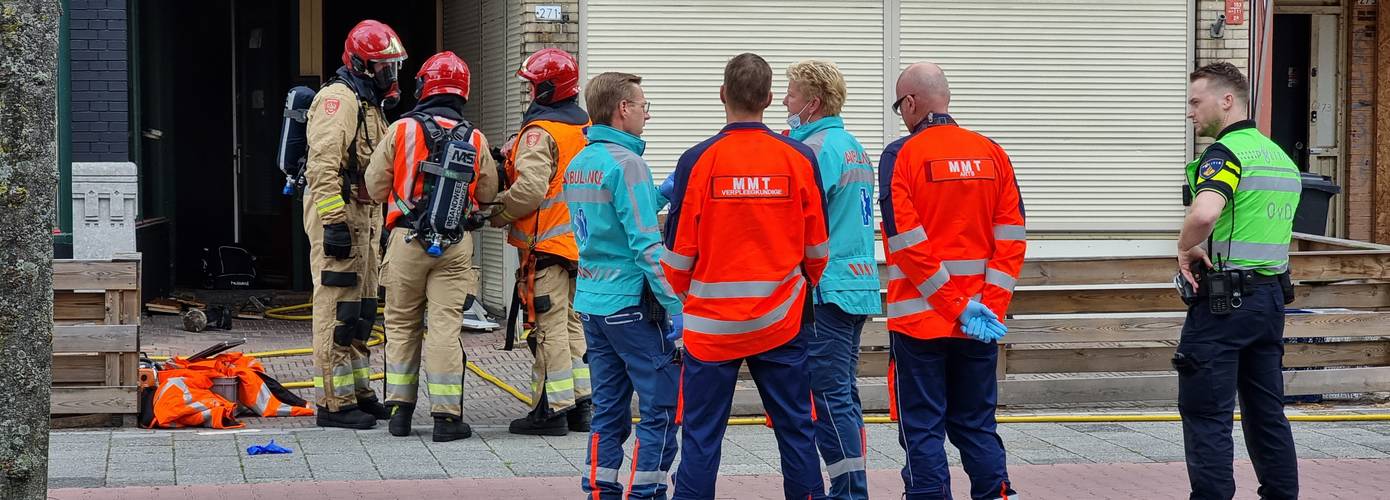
[879,62,1025,500]
[364,51,496,442]
[563,72,681,500]
[783,59,879,500]
[663,52,829,500]
[303,19,406,429]
[1176,62,1300,500]
[480,48,593,436]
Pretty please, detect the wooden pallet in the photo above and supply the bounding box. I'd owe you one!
[52,254,141,416]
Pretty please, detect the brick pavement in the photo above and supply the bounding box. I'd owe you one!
[47,459,1390,499]
[47,420,1390,491]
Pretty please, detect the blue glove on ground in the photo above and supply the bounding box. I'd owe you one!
[959,300,1007,342]
[666,313,683,342]
[246,439,293,456]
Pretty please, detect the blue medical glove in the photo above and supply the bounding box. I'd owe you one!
[659,175,675,200]
[666,313,683,342]
[960,300,1004,342]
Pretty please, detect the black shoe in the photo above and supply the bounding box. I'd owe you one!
[357,396,390,420]
[567,399,592,432]
[316,406,376,430]
[508,411,568,436]
[432,415,473,442]
[388,403,414,437]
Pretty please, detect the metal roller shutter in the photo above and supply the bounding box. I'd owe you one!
[899,0,1191,231]
[583,0,887,184]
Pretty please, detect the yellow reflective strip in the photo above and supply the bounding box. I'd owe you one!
[1212,169,1239,191]
[427,383,464,396]
[333,373,355,387]
[317,195,346,215]
[572,367,590,380]
[353,367,370,379]
[545,378,575,393]
[386,373,418,385]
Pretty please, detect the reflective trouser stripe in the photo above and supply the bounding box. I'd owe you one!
[631,470,669,486]
[572,361,591,395]
[586,466,620,484]
[826,456,866,478]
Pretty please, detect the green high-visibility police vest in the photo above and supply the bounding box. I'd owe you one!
[1185,124,1302,276]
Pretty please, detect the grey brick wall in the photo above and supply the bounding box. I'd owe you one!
[68,0,129,163]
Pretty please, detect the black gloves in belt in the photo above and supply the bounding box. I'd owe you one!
[323,223,352,259]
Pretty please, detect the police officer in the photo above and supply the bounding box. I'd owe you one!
[879,62,1024,500]
[1176,62,1300,500]
[303,19,406,429]
[782,59,879,500]
[364,51,497,442]
[480,48,593,436]
[663,52,829,500]
[563,71,681,500]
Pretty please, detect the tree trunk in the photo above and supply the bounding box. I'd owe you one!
[0,1,61,498]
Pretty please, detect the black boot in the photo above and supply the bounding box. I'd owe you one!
[432,415,473,442]
[508,408,568,436]
[388,403,414,437]
[567,399,592,432]
[357,396,390,420]
[316,406,376,430]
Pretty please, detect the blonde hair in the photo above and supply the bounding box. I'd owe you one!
[786,59,847,116]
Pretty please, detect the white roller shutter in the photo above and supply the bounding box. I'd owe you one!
[899,0,1190,231]
[583,0,886,184]
[443,0,522,310]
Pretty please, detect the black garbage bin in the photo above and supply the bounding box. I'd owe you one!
[1292,172,1341,236]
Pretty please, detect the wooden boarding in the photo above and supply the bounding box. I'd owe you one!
[1002,282,1390,315]
[879,251,1390,287]
[1291,233,1390,252]
[51,257,141,417]
[996,366,1390,405]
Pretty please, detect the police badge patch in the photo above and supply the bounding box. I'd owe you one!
[1200,158,1225,180]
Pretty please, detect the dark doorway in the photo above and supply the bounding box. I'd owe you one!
[1270,14,1311,171]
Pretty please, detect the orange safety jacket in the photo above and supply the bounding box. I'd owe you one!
[505,119,586,261]
[661,122,830,362]
[383,114,485,231]
[878,114,1026,340]
[151,370,242,429]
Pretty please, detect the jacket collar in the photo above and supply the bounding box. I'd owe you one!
[911,113,956,133]
[334,66,380,104]
[1216,119,1257,140]
[789,115,845,142]
[586,124,646,156]
[720,121,773,134]
[521,98,590,126]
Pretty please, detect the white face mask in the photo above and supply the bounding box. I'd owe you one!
[786,101,813,130]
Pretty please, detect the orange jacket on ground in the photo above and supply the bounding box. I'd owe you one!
[661,122,829,362]
[878,114,1026,340]
[151,370,242,429]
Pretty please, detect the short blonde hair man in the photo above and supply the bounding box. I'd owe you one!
[785,59,847,117]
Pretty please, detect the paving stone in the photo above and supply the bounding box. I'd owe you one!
[47,477,106,488]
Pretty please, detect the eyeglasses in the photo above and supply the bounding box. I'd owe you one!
[891,94,915,116]
[625,99,651,113]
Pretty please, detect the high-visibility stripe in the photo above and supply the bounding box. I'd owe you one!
[805,241,830,259]
[994,224,1026,241]
[887,226,928,252]
[838,168,875,187]
[630,470,668,486]
[565,188,614,204]
[313,376,356,397]
[689,270,800,299]
[1210,240,1289,262]
[661,251,695,271]
[386,372,419,385]
[985,268,1018,292]
[887,297,931,318]
[917,267,952,298]
[537,196,565,210]
[942,259,987,276]
[512,224,573,245]
[885,265,904,281]
[826,456,866,478]
[316,195,346,215]
[685,279,805,335]
[352,367,370,380]
[587,467,620,484]
[253,384,272,414]
[1243,165,1297,174]
[427,383,464,396]
[1239,176,1302,193]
